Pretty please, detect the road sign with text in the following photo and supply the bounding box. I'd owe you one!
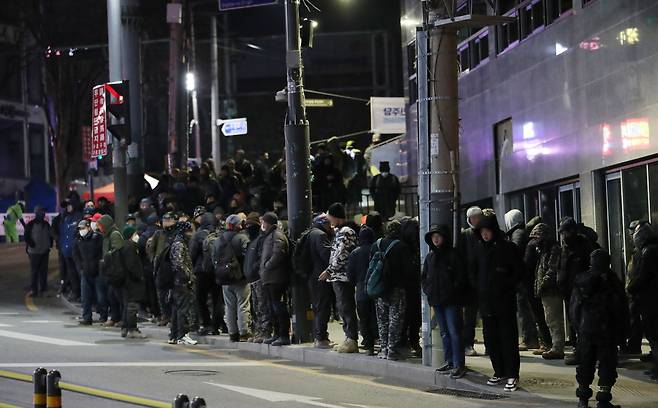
[91,84,108,158]
[219,118,248,137]
[305,99,334,108]
[219,0,277,11]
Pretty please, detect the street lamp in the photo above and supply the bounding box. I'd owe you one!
[185,72,196,92]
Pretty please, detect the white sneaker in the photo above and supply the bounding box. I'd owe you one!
[177,334,198,345]
[504,377,518,392]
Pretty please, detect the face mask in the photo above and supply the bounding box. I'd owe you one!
[91,222,98,232]
[131,234,140,243]
[381,172,389,177]
[79,229,89,237]
[261,224,267,232]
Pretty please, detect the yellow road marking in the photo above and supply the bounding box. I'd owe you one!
[24,294,38,312]
[0,370,169,408]
[0,402,21,408]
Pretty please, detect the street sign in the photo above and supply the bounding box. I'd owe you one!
[81,125,92,163]
[305,99,334,108]
[219,0,277,11]
[219,118,248,137]
[91,84,108,158]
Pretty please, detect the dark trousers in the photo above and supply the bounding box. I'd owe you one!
[576,339,618,402]
[142,266,160,318]
[626,300,644,352]
[122,291,139,330]
[517,284,538,345]
[58,250,68,293]
[171,287,194,340]
[529,293,552,347]
[332,281,358,341]
[403,282,422,348]
[196,272,224,331]
[308,275,333,341]
[357,299,378,348]
[265,283,290,339]
[435,305,465,368]
[81,275,108,322]
[156,274,172,320]
[641,312,658,374]
[107,285,123,322]
[482,308,520,379]
[64,256,81,299]
[29,252,49,295]
[462,295,478,348]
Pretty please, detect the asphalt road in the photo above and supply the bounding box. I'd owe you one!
[0,245,574,408]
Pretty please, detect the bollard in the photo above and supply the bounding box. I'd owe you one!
[173,394,190,408]
[33,367,47,408]
[190,397,206,408]
[46,370,61,408]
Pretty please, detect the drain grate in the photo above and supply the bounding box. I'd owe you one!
[164,370,220,377]
[426,388,509,400]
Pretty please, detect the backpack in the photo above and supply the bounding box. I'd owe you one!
[366,238,400,298]
[202,230,221,275]
[243,236,263,283]
[291,228,314,281]
[213,234,243,285]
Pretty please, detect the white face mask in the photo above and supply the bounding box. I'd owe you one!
[381,172,389,177]
[131,234,140,243]
[79,229,89,237]
[91,222,98,232]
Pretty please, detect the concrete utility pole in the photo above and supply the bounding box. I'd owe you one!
[283,0,313,343]
[167,0,183,173]
[189,10,201,162]
[107,0,128,227]
[210,15,221,167]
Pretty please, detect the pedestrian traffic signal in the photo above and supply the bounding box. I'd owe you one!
[105,80,131,145]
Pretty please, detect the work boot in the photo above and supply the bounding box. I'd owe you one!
[272,337,291,346]
[596,388,620,408]
[229,333,240,342]
[334,338,358,353]
[263,336,278,345]
[542,349,565,360]
[314,339,332,349]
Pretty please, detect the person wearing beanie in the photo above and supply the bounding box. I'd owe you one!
[321,202,359,353]
[307,213,334,349]
[458,206,483,357]
[72,218,104,325]
[473,208,524,392]
[364,211,384,238]
[368,161,400,220]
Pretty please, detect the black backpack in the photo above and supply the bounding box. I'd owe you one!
[213,234,243,285]
[291,228,314,281]
[202,230,221,275]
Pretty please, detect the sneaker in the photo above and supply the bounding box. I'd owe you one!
[167,338,177,344]
[450,366,467,379]
[103,320,117,328]
[263,336,278,345]
[314,339,332,349]
[464,346,478,356]
[197,327,210,336]
[120,328,128,338]
[542,349,565,360]
[127,329,147,339]
[377,349,388,359]
[79,320,93,326]
[487,376,502,386]
[436,363,454,373]
[177,334,198,345]
[334,338,358,353]
[272,337,291,346]
[504,378,518,392]
[229,333,240,342]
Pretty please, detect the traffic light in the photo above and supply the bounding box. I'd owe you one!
[105,80,131,145]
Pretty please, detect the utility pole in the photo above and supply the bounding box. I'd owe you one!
[167,0,183,173]
[210,15,220,167]
[107,0,128,227]
[189,9,201,162]
[283,0,313,343]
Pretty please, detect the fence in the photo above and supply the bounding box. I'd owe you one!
[350,185,419,219]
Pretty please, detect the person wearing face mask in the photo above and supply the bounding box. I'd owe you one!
[368,161,400,220]
[25,206,53,297]
[73,219,106,325]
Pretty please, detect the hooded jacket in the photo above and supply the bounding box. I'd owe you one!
[25,215,52,255]
[369,221,411,293]
[73,231,103,277]
[308,226,331,278]
[326,224,357,282]
[190,213,216,275]
[505,209,528,255]
[526,223,561,298]
[259,224,289,285]
[347,226,376,301]
[557,230,596,297]
[164,222,195,290]
[627,223,658,315]
[421,225,465,306]
[472,211,524,315]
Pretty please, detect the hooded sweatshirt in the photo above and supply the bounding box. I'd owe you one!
[505,209,528,254]
[527,223,561,297]
[421,225,464,306]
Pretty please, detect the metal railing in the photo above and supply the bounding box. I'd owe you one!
[350,185,419,219]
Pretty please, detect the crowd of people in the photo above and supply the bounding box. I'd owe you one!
[18,146,658,408]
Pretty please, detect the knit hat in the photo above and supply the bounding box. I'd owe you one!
[245,212,261,227]
[225,214,242,227]
[327,202,346,219]
[313,213,330,227]
[558,217,577,233]
[379,161,391,173]
[193,206,207,220]
[125,213,137,222]
[122,225,137,240]
[262,212,278,226]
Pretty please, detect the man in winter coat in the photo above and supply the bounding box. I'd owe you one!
[347,225,377,355]
[368,161,400,220]
[558,217,597,365]
[119,225,147,338]
[243,212,271,342]
[505,209,539,351]
[24,206,52,297]
[190,212,221,335]
[627,222,658,380]
[571,249,627,408]
[422,224,467,378]
[259,212,291,346]
[4,199,25,243]
[473,209,524,392]
[307,214,333,349]
[149,213,175,326]
[137,212,161,320]
[459,206,482,356]
[319,203,358,353]
[527,223,564,359]
[213,214,251,342]
[60,200,83,301]
[73,220,106,325]
[97,214,124,327]
[369,220,410,360]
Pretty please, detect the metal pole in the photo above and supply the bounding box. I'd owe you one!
[33,367,47,408]
[222,13,234,157]
[45,370,61,408]
[284,0,313,343]
[108,0,128,228]
[190,10,201,162]
[167,0,183,173]
[210,15,220,167]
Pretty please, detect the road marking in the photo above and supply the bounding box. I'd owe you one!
[0,361,264,368]
[0,329,95,346]
[24,294,38,312]
[20,320,63,324]
[0,324,12,327]
[0,313,20,315]
[204,382,348,408]
[0,402,21,408]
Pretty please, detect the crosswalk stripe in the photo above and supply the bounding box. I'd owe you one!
[0,329,95,346]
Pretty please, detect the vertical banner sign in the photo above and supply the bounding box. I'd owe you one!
[81,125,92,163]
[91,84,108,158]
[370,97,407,134]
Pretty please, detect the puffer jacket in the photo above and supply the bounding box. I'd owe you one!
[326,224,357,282]
[259,225,289,285]
[73,232,103,277]
[527,223,561,298]
[421,225,465,307]
[308,227,331,278]
[190,213,216,275]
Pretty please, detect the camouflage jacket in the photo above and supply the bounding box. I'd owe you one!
[327,225,357,282]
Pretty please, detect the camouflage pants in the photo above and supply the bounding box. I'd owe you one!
[250,280,273,338]
[376,287,407,352]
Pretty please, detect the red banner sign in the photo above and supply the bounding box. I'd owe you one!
[91,84,108,158]
[81,125,92,162]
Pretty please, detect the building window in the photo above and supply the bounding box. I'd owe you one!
[459,45,470,73]
[649,162,658,224]
[547,0,573,24]
[606,172,625,280]
[497,12,519,53]
[521,0,545,39]
[458,31,489,74]
[499,0,519,14]
[0,119,25,178]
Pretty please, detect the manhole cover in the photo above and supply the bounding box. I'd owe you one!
[426,388,508,400]
[164,370,219,377]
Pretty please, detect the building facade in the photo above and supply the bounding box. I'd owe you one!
[401,0,658,278]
